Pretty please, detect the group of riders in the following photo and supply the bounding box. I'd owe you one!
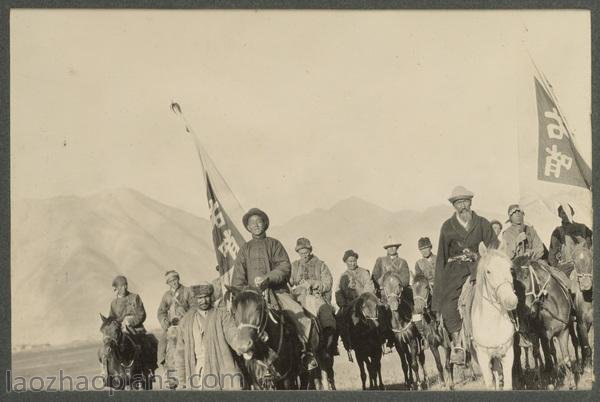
[103,185,592,390]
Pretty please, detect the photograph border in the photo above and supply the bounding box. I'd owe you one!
[0,1,598,401]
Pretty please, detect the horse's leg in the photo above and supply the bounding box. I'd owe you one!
[569,319,581,374]
[502,347,514,390]
[531,336,543,389]
[444,346,455,390]
[419,347,427,389]
[557,329,576,389]
[575,309,592,370]
[476,347,493,390]
[431,345,445,387]
[396,342,410,387]
[512,334,522,389]
[410,339,421,390]
[356,354,367,390]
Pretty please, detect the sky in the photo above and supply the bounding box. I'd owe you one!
[11,10,591,225]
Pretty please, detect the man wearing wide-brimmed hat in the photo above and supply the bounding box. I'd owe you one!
[156,270,194,368]
[431,186,498,365]
[231,208,319,370]
[414,237,436,289]
[371,238,410,298]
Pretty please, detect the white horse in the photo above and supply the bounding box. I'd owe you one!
[470,242,518,390]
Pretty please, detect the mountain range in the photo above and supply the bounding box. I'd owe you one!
[11,188,502,346]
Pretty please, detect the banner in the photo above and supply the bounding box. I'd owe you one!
[534,78,592,189]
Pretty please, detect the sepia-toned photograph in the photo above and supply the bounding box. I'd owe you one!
[9,8,593,392]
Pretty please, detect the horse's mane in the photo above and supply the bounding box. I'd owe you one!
[412,273,428,286]
[381,270,403,288]
[100,315,120,331]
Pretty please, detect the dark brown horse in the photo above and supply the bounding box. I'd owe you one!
[511,257,578,389]
[346,292,386,390]
[380,271,427,390]
[226,286,302,390]
[411,273,451,389]
[567,241,593,371]
[98,314,157,390]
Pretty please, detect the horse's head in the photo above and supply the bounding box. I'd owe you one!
[380,271,403,311]
[357,292,380,327]
[225,285,267,360]
[477,242,518,311]
[98,313,126,387]
[411,274,431,315]
[571,242,593,291]
[100,314,121,349]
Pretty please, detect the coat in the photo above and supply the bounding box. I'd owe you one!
[108,292,146,332]
[231,234,291,293]
[502,223,545,261]
[372,255,410,288]
[290,255,333,303]
[157,285,194,330]
[548,221,593,267]
[175,305,245,390]
[336,267,375,308]
[414,254,436,286]
[431,212,498,313]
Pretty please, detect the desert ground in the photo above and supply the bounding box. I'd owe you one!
[11,337,593,392]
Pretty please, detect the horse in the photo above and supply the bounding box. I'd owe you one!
[411,273,453,389]
[98,314,157,390]
[225,286,302,390]
[346,292,386,390]
[380,271,427,390]
[469,242,518,390]
[565,239,593,372]
[511,254,578,389]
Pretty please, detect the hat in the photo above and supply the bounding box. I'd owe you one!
[342,249,359,262]
[191,282,214,297]
[242,208,270,231]
[448,186,474,204]
[295,237,313,252]
[558,203,574,222]
[505,204,523,223]
[382,235,401,249]
[112,275,127,287]
[418,237,432,250]
[165,270,180,284]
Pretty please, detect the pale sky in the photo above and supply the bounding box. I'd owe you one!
[11,10,591,225]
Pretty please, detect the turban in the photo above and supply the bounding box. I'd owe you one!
[505,204,523,223]
[165,270,180,284]
[242,208,270,231]
[295,237,312,252]
[418,237,432,250]
[342,249,359,262]
[112,275,127,287]
[448,186,474,204]
[191,282,214,297]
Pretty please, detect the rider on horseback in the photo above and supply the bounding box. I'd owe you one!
[109,275,147,337]
[335,249,375,361]
[289,238,337,352]
[548,204,593,272]
[414,237,436,291]
[231,208,319,371]
[431,186,498,366]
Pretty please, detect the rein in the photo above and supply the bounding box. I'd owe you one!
[522,264,571,326]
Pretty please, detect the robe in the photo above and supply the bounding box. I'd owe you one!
[431,211,498,333]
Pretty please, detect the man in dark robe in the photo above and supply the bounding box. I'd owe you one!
[548,203,593,270]
[231,208,318,370]
[431,186,498,365]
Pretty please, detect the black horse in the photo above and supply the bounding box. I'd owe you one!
[226,286,304,390]
[380,271,427,390]
[98,314,157,390]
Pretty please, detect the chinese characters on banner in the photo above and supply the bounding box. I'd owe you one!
[535,78,592,189]
[206,174,245,287]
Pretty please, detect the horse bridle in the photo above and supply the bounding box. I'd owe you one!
[519,263,571,325]
[480,268,514,312]
[102,324,138,370]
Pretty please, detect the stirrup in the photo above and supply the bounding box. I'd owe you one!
[450,346,466,365]
[301,351,318,370]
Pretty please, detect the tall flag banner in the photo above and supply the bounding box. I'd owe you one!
[516,55,592,243]
[534,78,592,189]
[170,102,247,290]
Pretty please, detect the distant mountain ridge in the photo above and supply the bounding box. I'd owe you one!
[11,189,502,346]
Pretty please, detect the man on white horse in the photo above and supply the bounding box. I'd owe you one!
[431,186,498,365]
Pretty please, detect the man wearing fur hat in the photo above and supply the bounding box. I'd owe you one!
[414,237,436,289]
[431,186,498,365]
[335,250,375,360]
[157,270,194,368]
[175,282,247,390]
[371,239,410,298]
[231,208,318,370]
[290,237,336,333]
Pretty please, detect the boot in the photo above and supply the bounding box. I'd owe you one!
[449,331,465,365]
